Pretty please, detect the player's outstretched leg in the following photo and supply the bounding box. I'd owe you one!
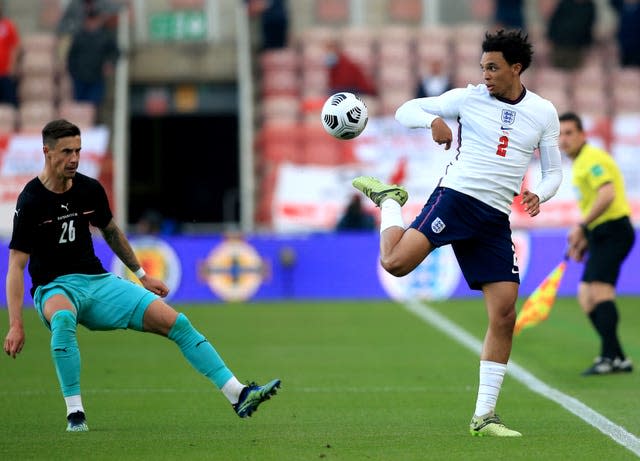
[352,176,408,207]
[469,412,522,437]
[233,379,281,418]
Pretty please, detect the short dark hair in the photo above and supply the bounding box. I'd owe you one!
[482,29,533,74]
[42,119,81,148]
[558,112,584,131]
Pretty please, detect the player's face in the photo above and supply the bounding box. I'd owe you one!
[559,121,585,159]
[45,135,81,179]
[480,52,521,98]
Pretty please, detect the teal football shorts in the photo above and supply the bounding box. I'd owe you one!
[33,273,158,332]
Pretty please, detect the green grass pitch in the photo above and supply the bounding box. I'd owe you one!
[1,297,639,460]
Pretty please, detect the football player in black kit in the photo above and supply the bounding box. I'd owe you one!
[4,119,280,432]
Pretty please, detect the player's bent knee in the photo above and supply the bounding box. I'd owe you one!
[142,299,179,336]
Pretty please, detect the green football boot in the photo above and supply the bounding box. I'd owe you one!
[352,176,408,207]
[469,412,522,437]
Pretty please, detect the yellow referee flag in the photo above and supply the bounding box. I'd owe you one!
[514,260,567,336]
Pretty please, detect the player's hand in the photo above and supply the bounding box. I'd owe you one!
[430,118,452,150]
[4,325,25,359]
[141,276,170,298]
[520,190,540,217]
[567,225,588,262]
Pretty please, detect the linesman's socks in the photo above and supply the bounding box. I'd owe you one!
[589,300,626,360]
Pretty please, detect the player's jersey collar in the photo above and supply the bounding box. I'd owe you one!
[495,86,527,105]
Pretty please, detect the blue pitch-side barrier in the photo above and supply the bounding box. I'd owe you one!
[0,228,638,306]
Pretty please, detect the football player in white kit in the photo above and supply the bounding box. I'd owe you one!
[353,29,562,437]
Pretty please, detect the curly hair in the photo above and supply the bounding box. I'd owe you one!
[482,29,533,74]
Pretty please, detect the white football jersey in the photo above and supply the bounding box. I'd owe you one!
[395,84,561,214]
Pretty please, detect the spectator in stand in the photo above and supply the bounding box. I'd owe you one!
[415,59,452,99]
[66,8,119,112]
[247,0,289,50]
[325,41,377,96]
[493,0,526,31]
[610,0,640,67]
[336,195,376,231]
[546,0,596,70]
[0,5,20,106]
[57,0,121,36]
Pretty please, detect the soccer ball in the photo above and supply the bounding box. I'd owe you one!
[321,92,368,140]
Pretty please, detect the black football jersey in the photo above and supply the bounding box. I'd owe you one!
[9,173,112,296]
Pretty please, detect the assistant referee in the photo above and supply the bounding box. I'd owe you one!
[559,112,635,376]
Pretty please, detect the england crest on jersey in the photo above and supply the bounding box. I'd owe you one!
[501,109,516,125]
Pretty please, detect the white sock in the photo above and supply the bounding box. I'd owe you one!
[221,376,246,404]
[380,199,404,233]
[64,395,84,416]
[474,360,507,417]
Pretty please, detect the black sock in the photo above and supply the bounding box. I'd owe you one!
[589,300,625,360]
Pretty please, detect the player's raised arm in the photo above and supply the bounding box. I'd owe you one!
[4,249,29,358]
[395,88,468,150]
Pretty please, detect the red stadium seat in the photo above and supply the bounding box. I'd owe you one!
[58,101,97,129]
[387,0,423,23]
[315,0,350,24]
[0,103,17,134]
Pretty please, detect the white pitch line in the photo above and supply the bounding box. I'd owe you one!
[404,299,640,458]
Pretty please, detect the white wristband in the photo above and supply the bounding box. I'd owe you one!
[134,267,146,278]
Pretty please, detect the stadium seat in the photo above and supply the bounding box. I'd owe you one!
[537,87,570,114]
[38,0,63,30]
[18,76,57,103]
[170,0,205,9]
[380,89,413,116]
[20,51,57,77]
[611,68,640,91]
[340,26,375,48]
[378,41,413,66]
[19,101,56,133]
[0,103,17,134]
[21,33,57,54]
[58,101,97,129]
[378,66,414,92]
[612,87,640,116]
[261,95,300,124]
[573,87,609,116]
[296,26,335,48]
[387,0,423,24]
[378,25,415,47]
[259,48,299,73]
[572,63,605,89]
[300,42,329,68]
[300,69,329,98]
[261,69,300,97]
[452,38,481,62]
[416,26,452,48]
[533,68,571,92]
[359,95,380,118]
[315,0,350,24]
[416,40,450,66]
[453,63,482,87]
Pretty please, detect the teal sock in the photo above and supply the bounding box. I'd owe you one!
[168,313,233,388]
[50,310,81,397]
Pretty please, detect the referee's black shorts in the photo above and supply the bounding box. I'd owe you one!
[583,216,636,285]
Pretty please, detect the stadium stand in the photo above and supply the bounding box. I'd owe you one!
[0,104,17,134]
